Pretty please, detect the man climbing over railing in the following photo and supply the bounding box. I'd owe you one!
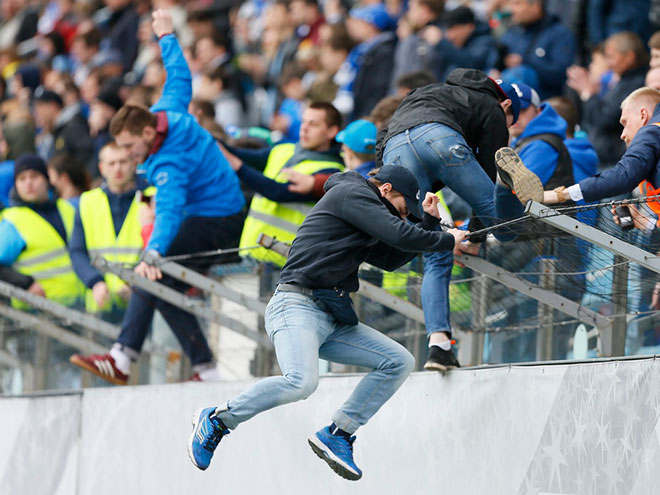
[187,165,465,480]
[69,9,246,385]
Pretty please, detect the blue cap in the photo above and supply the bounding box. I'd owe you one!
[336,120,378,154]
[349,4,392,31]
[510,82,541,109]
[374,165,422,220]
[495,80,520,125]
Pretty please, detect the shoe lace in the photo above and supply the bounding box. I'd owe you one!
[202,417,228,451]
[335,434,356,456]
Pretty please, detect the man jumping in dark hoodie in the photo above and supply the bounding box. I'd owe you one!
[187,165,465,480]
[378,68,541,371]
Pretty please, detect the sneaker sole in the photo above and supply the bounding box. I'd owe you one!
[68,355,127,386]
[187,408,208,471]
[495,147,544,205]
[308,435,362,481]
[423,361,458,372]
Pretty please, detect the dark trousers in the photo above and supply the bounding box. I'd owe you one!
[116,211,245,365]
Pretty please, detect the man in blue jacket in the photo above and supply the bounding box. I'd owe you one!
[544,87,660,207]
[69,10,246,385]
[499,0,576,99]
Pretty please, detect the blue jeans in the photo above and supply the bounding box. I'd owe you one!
[383,123,524,335]
[216,290,415,434]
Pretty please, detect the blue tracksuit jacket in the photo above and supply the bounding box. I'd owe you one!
[143,34,245,255]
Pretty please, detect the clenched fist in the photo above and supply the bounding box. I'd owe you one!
[152,9,174,38]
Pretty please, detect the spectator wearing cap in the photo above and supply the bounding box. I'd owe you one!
[507,82,574,201]
[336,119,378,177]
[187,163,465,478]
[378,69,545,371]
[0,153,84,307]
[390,0,444,90]
[498,0,576,99]
[89,88,123,179]
[567,31,648,170]
[430,6,499,82]
[334,4,397,120]
[33,85,94,167]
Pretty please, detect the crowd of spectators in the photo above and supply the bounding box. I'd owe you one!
[0,0,660,383]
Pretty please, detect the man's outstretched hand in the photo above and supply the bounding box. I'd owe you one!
[152,9,174,38]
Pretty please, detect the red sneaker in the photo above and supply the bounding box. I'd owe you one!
[70,353,129,385]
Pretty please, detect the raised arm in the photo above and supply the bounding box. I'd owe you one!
[150,9,192,114]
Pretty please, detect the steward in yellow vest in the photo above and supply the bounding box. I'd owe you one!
[69,143,152,315]
[0,154,85,308]
[226,103,345,266]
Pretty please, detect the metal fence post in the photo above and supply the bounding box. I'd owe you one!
[536,257,555,361]
[601,254,629,356]
[458,274,487,367]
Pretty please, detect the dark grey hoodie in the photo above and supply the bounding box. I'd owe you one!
[279,171,455,292]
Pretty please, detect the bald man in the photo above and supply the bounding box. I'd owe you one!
[544,87,660,205]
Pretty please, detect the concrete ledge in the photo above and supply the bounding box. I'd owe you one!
[2,358,660,494]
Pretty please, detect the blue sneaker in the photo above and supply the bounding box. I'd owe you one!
[187,407,229,471]
[308,426,362,481]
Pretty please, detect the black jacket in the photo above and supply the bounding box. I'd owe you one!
[377,68,510,185]
[279,171,455,292]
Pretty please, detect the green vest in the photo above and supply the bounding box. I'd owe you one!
[3,199,85,308]
[239,143,344,267]
[79,187,154,312]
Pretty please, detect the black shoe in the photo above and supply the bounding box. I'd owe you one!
[495,147,543,205]
[424,346,460,372]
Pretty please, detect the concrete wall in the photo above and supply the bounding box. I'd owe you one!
[2,358,660,495]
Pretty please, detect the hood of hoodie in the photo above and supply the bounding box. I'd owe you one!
[515,103,567,142]
[323,169,411,220]
[445,68,502,101]
[324,169,368,193]
[566,137,598,182]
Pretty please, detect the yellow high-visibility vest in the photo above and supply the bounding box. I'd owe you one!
[239,143,344,266]
[3,199,85,308]
[79,186,154,312]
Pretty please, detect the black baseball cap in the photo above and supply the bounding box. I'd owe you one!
[34,86,63,107]
[374,165,422,220]
[444,6,475,28]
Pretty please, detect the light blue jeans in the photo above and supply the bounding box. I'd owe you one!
[216,289,415,434]
[383,123,524,335]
